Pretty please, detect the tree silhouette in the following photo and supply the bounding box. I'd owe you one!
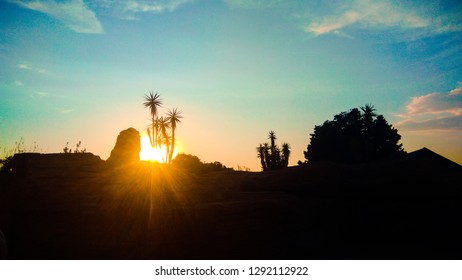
[304,104,404,163]
[257,131,290,171]
[166,107,183,164]
[360,103,376,133]
[143,92,183,164]
[157,116,171,163]
[143,91,163,148]
[173,153,232,173]
[257,144,267,171]
[268,131,278,166]
[282,143,291,167]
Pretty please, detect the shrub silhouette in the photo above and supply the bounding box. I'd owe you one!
[172,153,232,173]
[257,131,290,171]
[63,141,87,153]
[172,153,202,171]
[304,104,405,163]
[0,138,40,176]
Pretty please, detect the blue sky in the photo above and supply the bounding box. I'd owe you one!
[1,0,461,170]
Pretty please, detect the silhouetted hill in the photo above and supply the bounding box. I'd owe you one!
[0,150,461,259]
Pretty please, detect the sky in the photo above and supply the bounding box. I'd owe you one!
[0,0,461,170]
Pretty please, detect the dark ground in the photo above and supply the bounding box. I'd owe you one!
[1,153,462,259]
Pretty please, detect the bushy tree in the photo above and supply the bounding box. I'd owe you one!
[304,105,404,163]
[172,153,202,171]
[257,131,290,171]
[172,153,232,173]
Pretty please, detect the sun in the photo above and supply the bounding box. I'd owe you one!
[139,135,181,163]
[139,135,165,162]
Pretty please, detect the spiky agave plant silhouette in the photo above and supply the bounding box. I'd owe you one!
[166,107,183,164]
[157,116,171,163]
[143,92,183,164]
[281,142,291,167]
[143,91,163,148]
[257,131,290,171]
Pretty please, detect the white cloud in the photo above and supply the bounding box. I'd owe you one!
[11,0,103,34]
[18,63,30,70]
[97,0,192,20]
[306,10,362,35]
[60,108,75,114]
[17,63,49,75]
[223,0,287,9]
[15,80,23,86]
[224,0,461,38]
[303,0,458,37]
[29,91,49,99]
[396,84,462,131]
[124,0,192,13]
[34,91,48,97]
[449,84,462,96]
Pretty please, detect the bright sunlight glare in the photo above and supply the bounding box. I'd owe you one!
[139,135,181,162]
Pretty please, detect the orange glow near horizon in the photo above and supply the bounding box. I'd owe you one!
[139,135,181,162]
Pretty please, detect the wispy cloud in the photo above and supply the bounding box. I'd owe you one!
[124,0,192,13]
[28,91,49,99]
[17,63,49,75]
[396,84,462,132]
[223,0,288,9]
[34,91,48,98]
[18,63,30,70]
[450,86,462,96]
[59,108,75,114]
[10,0,103,34]
[15,80,23,86]
[302,0,461,37]
[95,0,192,20]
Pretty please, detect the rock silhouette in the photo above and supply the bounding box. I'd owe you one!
[107,128,141,166]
